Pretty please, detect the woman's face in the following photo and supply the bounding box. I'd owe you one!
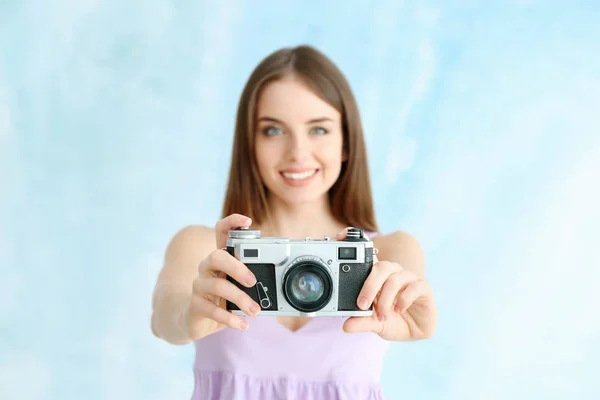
[254,77,346,207]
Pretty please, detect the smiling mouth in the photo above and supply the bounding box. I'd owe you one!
[280,169,319,181]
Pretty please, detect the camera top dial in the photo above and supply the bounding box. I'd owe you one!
[228,226,261,240]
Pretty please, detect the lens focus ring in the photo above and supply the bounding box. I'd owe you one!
[282,256,333,313]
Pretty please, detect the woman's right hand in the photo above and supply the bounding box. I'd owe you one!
[182,214,261,340]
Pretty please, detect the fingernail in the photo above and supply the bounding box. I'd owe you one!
[358,296,369,310]
[245,217,252,224]
[249,303,259,315]
[246,274,257,286]
[239,318,248,330]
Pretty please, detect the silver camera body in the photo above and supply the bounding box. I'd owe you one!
[225,227,375,317]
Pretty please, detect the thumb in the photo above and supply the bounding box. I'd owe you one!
[342,316,382,334]
[335,227,353,240]
[215,213,252,248]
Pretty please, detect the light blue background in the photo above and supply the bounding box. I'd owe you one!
[1,1,599,399]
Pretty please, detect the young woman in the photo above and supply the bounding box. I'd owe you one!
[151,45,437,399]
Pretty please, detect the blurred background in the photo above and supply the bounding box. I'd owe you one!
[1,1,599,399]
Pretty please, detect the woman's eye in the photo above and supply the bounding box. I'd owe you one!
[263,126,283,136]
[311,127,328,135]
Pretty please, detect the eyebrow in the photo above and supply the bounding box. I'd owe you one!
[257,116,334,124]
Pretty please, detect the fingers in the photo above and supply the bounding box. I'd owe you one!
[376,270,417,321]
[335,227,372,241]
[215,213,252,249]
[356,261,401,310]
[335,227,352,240]
[394,280,430,314]
[196,250,260,316]
[200,249,257,288]
[191,295,250,331]
[342,315,383,334]
[194,277,260,317]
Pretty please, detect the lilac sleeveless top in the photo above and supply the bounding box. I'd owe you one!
[191,232,390,399]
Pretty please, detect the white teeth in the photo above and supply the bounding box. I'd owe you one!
[282,169,317,180]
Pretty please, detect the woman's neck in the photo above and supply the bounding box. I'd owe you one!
[256,195,346,240]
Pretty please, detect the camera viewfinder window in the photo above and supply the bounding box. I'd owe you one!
[338,247,356,260]
[243,249,259,258]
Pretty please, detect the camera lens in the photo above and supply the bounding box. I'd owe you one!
[290,272,324,303]
[283,261,333,313]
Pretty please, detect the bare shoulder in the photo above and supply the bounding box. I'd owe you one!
[372,230,426,278]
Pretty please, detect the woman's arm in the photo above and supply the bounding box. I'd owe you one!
[151,225,216,345]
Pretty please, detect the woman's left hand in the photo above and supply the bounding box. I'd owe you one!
[336,230,437,341]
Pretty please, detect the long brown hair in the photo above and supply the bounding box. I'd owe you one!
[221,45,378,233]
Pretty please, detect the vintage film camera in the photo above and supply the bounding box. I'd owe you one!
[225,227,375,317]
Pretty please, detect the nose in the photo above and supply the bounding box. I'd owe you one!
[286,131,311,162]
